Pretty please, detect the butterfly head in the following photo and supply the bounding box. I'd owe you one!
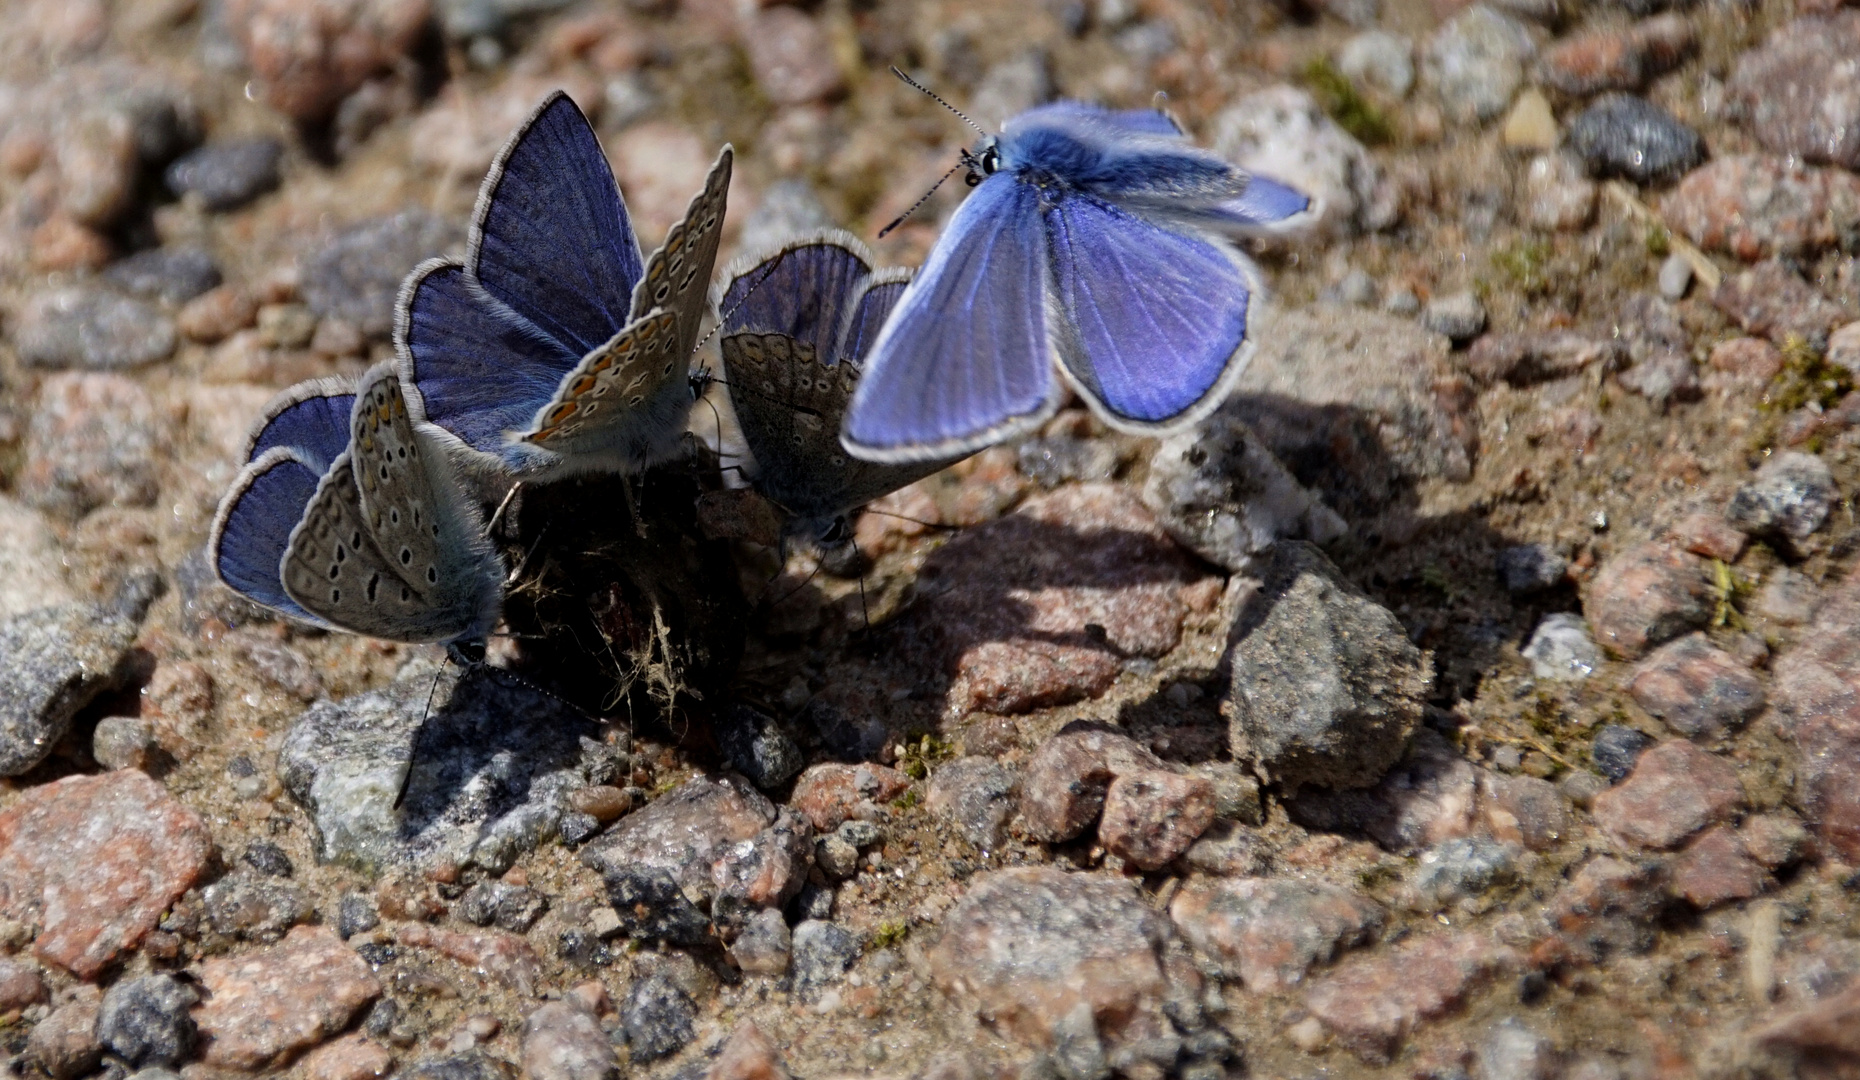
[962,138,1002,187]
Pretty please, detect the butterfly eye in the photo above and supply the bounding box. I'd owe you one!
[982,146,1000,173]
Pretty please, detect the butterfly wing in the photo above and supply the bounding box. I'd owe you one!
[842,174,1060,464]
[1198,173,1314,231]
[630,145,733,360]
[469,92,643,358]
[1014,101,1184,137]
[511,148,734,473]
[397,258,579,473]
[283,364,502,645]
[835,271,908,368]
[1045,193,1257,432]
[242,379,355,474]
[210,446,331,626]
[718,231,872,361]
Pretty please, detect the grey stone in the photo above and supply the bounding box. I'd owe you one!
[730,908,792,975]
[926,756,1020,848]
[1169,876,1384,992]
[0,575,157,776]
[712,810,813,938]
[278,662,601,873]
[165,137,283,211]
[14,285,177,370]
[578,773,775,945]
[557,812,600,846]
[1521,613,1601,681]
[1497,544,1568,594]
[97,975,198,1068]
[336,892,379,939]
[301,210,462,338]
[1727,451,1836,542]
[402,1050,516,1080]
[201,874,313,941]
[1657,252,1693,300]
[20,373,165,520]
[240,841,294,878]
[716,706,804,790]
[435,0,577,39]
[456,881,548,933]
[1726,12,1860,171]
[92,715,160,772]
[791,919,860,996]
[1424,291,1488,341]
[793,879,834,921]
[1410,836,1521,905]
[104,247,223,305]
[1424,5,1535,122]
[1565,94,1703,184]
[620,972,696,1063]
[519,999,618,1080]
[1477,1018,1559,1080]
[1591,724,1654,783]
[1338,269,1381,306]
[1339,30,1415,97]
[1052,1003,1109,1080]
[1228,542,1429,791]
[1618,349,1700,406]
[1211,85,1396,235]
[1141,410,1346,571]
[1018,435,1123,489]
[815,833,860,879]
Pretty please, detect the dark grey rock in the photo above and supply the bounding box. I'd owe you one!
[802,699,889,761]
[301,210,462,338]
[711,810,812,938]
[926,756,1019,848]
[730,907,792,975]
[793,879,834,921]
[14,285,177,370]
[402,1050,516,1080]
[104,247,223,306]
[557,812,601,846]
[1497,544,1568,594]
[337,892,380,939]
[1727,451,1836,542]
[1591,725,1654,783]
[164,137,283,211]
[835,819,883,849]
[1227,542,1430,790]
[716,706,804,790]
[278,662,600,873]
[1565,94,1703,184]
[620,973,696,1063]
[791,919,860,996]
[456,881,549,933]
[1141,411,1345,571]
[97,975,198,1068]
[240,841,294,878]
[0,576,157,776]
[578,773,775,945]
[202,875,313,941]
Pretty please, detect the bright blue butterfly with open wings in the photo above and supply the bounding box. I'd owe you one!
[841,98,1312,464]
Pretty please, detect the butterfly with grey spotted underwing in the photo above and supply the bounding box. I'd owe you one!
[210,362,504,656]
[398,91,732,481]
[715,231,964,546]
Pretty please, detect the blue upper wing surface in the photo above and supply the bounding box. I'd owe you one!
[211,447,327,625]
[838,276,908,365]
[722,239,871,364]
[1202,173,1314,228]
[469,93,642,358]
[842,174,1056,462]
[1010,101,1183,137]
[1046,193,1252,426]
[245,386,354,474]
[400,259,578,468]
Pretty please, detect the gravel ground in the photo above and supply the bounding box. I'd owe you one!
[1,0,1859,1078]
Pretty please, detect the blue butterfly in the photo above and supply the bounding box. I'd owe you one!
[841,99,1312,463]
[398,92,732,480]
[210,362,504,653]
[714,231,960,544]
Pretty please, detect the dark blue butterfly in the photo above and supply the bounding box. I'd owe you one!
[210,363,504,648]
[398,92,732,480]
[841,100,1312,463]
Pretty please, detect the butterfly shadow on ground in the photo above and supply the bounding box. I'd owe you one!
[394,664,602,854]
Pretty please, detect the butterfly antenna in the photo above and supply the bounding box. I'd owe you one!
[877,160,964,239]
[769,558,825,609]
[891,66,986,136]
[695,248,794,354]
[504,524,550,588]
[397,657,454,810]
[853,540,872,631]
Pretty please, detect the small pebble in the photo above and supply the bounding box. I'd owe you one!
[620,972,696,1063]
[1496,543,1568,594]
[1521,613,1602,681]
[1592,725,1654,783]
[240,841,294,878]
[1657,252,1693,300]
[92,715,159,771]
[1338,30,1415,97]
[1564,94,1703,184]
[1727,451,1836,542]
[165,136,283,210]
[104,247,223,306]
[1423,291,1488,341]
